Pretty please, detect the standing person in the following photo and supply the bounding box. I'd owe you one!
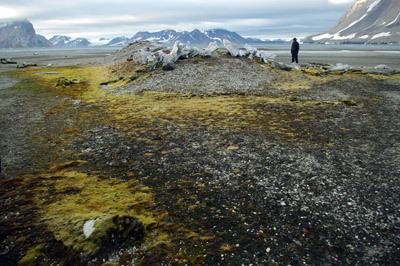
[291,38,299,64]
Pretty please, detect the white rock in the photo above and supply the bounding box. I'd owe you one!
[330,63,351,72]
[244,44,258,55]
[291,63,301,70]
[223,39,244,57]
[374,64,391,70]
[257,50,277,63]
[244,44,276,62]
[83,219,98,238]
[159,41,183,66]
[201,42,219,57]
[132,49,155,65]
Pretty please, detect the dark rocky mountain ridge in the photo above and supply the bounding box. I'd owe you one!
[304,0,400,44]
[0,20,52,48]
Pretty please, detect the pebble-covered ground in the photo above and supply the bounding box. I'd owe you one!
[0,46,399,265]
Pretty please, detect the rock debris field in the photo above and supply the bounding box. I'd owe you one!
[0,42,399,266]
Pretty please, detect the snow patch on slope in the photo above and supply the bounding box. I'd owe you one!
[367,0,381,12]
[372,32,391,39]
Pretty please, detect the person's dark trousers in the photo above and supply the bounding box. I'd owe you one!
[292,52,298,63]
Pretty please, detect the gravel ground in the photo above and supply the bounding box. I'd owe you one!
[0,46,399,265]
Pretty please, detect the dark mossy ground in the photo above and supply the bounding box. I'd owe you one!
[0,60,399,265]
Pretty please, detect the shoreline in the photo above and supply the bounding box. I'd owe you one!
[1,44,400,71]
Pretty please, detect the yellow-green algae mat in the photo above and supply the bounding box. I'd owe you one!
[28,161,158,255]
[3,65,223,266]
[1,65,334,266]
[5,64,394,265]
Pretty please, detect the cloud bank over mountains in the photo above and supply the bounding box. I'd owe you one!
[0,0,355,40]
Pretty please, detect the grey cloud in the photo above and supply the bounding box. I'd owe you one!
[1,0,356,39]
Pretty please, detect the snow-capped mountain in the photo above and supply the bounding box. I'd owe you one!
[49,35,91,47]
[304,0,400,44]
[127,29,266,46]
[0,20,52,48]
[105,36,130,46]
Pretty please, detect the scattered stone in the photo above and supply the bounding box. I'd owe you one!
[35,72,59,75]
[232,169,241,174]
[1,58,17,64]
[341,99,357,106]
[98,85,112,89]
[17,62,37,68]
[228,145,240,150]
[272,61,293,71]
[56,78,85,86]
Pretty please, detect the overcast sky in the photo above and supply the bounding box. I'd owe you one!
[0,0,357,40]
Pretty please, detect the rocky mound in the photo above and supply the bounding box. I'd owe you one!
[105,41,399,98]
[113,55,278,96]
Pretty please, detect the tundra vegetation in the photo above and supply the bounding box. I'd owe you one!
[0,44,399,265]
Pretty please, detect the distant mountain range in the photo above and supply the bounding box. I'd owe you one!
[49,35,91,48]
[304,0,400,44]
[104,29,285,47]
[0,20,284,49]
[3,4,399,50]
[127,29,276,46]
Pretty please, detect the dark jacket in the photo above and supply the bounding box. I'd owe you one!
[291,40,299,54]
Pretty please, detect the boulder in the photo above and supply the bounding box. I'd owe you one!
[244,44,276,63]
[17,62,37,68]
[130,49,156,65]
[1,58,17,64]
[329,63,351,72]
[374,64,391,70]
[257,50,277,63]
[272,61,293,71]
[83,215,144,256]
[223,39,244,57]
[200,42,219,57]
[56,78,85,86]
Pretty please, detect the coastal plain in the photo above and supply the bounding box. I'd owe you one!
[0,45,399,265]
